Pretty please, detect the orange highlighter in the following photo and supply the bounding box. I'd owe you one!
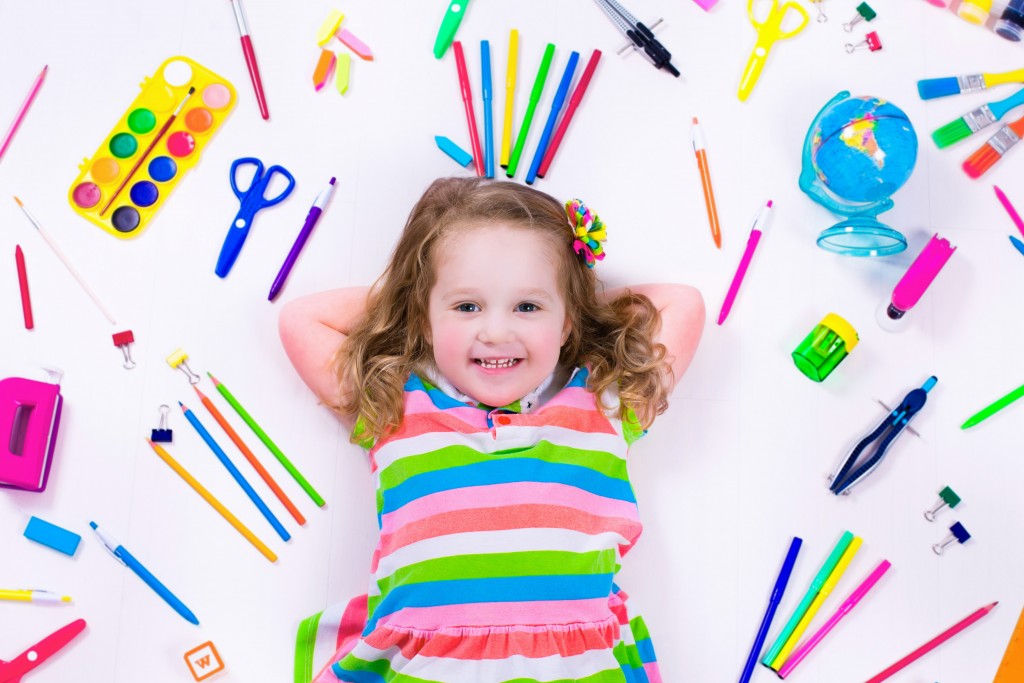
[691,117,721,248]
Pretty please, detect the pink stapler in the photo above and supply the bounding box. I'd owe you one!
[0,367,63,493]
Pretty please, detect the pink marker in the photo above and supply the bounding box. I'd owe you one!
[778,560,891,678]
[880,234,956,330]
[717,200,773,325]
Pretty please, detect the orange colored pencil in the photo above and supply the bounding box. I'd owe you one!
[692,117,721,248]
[193,385,306,526]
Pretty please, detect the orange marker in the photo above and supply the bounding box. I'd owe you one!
[691,117,721,249]
[193,385,306,526]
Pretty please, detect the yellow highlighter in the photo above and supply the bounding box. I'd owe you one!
[738,0,809,102]
[0,589,72,604]
[500,29,519,168]
[771,536,863,670]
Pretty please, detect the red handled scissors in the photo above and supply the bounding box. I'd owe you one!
[0,619,86,682]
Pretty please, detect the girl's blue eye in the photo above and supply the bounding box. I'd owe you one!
[516,302,539,313]
[455,303,479,312]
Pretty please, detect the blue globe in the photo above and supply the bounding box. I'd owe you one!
[799,92,919,256]
[809,95,918,204]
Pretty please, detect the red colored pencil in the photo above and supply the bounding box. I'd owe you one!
[864,601,998,682]
[537,49,601,179]
[193,385,306,526]
[452,41,484,177]
[15,245,33,329]
[229,0,269,119]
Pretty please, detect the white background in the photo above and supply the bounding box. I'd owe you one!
[1,0,1023,681]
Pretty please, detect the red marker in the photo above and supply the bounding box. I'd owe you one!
[15,245,33,329]
[229,0,269,120]
[538,50,601,179]
[452,41,484,177]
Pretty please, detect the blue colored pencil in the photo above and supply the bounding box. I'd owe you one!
[526,51,579,185]
[481,40,494,178]
[739,537,802,683]
[179,402,290,542]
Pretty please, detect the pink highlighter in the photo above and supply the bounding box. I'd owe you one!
[878,234,956,332]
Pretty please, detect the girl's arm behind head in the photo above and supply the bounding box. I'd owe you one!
[278,286,372,427]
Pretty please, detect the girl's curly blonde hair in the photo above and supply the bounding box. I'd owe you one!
[335,177,672,444]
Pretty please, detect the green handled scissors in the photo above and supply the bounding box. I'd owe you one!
[738,0,809,102]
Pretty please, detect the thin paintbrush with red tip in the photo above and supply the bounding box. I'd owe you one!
[962,114,1024,178]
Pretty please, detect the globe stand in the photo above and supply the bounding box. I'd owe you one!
[799,90,916,258]
[816,217,907,257]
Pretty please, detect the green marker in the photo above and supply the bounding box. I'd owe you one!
[506,43,555,178]
[961,381,1024,429]
[761,530,854,669]
[208,372,326,507]
[433,0,471,59]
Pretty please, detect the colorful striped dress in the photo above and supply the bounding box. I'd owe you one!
[295,367,661,683]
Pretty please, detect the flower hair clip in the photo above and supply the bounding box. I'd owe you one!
[565,199,607,268]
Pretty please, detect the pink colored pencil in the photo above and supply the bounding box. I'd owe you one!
[864,601,998,683]
[994,185,1024,238]
[452,41,484,177]
[537,49,601,179]
[777,560,891,678]
[0,65,47,163]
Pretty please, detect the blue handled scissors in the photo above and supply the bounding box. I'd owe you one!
[216,157,295,278]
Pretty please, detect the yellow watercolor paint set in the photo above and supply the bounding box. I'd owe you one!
[68,56,236,239]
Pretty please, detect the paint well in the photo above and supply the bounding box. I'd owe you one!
[202,83,231,109]
[148,156,177,182]
[147,86,176,113]
[127,108,157,134]
[91,157,120,184]
[72,182,102,209]
[185,107,214,133]
[167,131,195,158]
[109,133,138,159]
[130,181,159,207]
[163,60,193,87]
[111,206,141,233]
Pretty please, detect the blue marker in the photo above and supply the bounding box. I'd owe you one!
[179,402,291,542]
[1010,234,1024,258]
[481,40,494,178]
[90,521,199,625]
[526,51,579,185]
[739,536,802,683]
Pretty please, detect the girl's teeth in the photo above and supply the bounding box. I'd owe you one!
[478,359,517,369]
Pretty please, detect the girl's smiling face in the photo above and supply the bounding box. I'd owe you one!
[427,223,571,407]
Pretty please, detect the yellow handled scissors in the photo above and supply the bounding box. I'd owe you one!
[738,0,809,101]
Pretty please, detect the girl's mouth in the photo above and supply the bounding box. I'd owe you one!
[475,358,520,369]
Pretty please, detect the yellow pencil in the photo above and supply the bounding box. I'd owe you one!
[771,536,863,669]
[146,439,278,563]
[500,28,519,168]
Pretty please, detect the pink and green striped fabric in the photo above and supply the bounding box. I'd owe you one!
[295,368,661,683]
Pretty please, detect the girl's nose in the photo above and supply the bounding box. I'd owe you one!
[477,312,515,343]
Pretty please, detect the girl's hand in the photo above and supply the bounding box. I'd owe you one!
[278,287,371,413]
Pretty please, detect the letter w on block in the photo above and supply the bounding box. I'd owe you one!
[184,641,225,681]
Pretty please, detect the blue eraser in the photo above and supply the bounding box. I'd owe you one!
[435,135,473,168]
[24,516,81,556]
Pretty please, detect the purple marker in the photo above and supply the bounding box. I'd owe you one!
[268,177,336,301]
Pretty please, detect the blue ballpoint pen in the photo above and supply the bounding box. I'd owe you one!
[90,521,199,625]
[526,51,579,185]
[179,402,291,542]
[738,536,802,683]
[481,40,494,178]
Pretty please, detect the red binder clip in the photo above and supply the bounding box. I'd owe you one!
[112,330,136,369]
[846,31,882,53]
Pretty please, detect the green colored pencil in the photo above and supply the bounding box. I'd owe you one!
[506,43,555,178]
[208,372,326,507]
[961,381,1024,429]
[761,530,854,669]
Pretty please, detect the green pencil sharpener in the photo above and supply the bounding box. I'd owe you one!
[792,313,859,382]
